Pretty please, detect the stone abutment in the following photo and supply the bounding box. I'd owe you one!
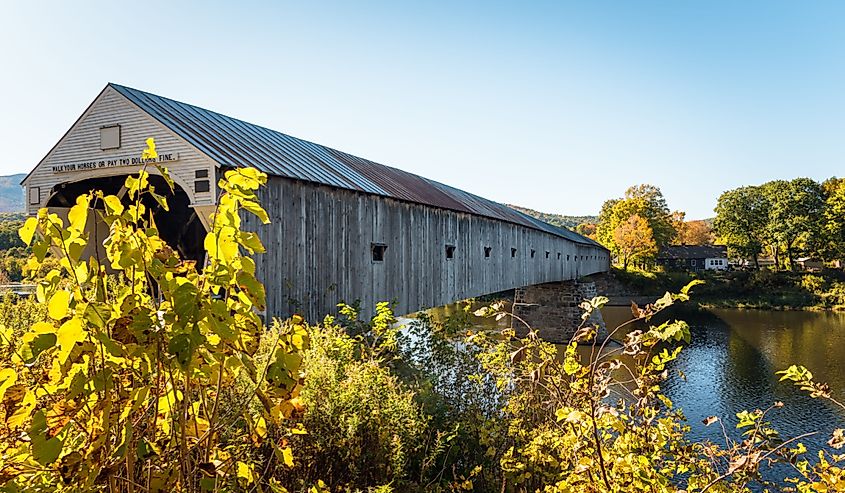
[512,280,606,344]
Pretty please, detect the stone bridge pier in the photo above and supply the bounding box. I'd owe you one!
[512,280,606,344]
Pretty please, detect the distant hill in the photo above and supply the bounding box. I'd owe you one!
[507,204,597,230]
[0,174,25,213]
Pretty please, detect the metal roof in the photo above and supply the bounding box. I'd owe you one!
[111,83,603,247]
[658,245,727,260]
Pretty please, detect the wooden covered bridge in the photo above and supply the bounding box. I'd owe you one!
[22,84,609,321]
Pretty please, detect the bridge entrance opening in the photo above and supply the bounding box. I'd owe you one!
[47,174,207,264]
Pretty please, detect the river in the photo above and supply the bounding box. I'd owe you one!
[422,302,845,456]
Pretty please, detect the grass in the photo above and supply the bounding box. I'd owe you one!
[609,266,845,311]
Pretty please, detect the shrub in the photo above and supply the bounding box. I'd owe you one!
[282,313,427,490]
[0,143,306,492]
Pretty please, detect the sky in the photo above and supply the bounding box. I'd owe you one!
[1,1,843,219]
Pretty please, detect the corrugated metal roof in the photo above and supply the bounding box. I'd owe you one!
[111,83,603,248]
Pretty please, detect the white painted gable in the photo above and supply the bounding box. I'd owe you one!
[23,85,217,214]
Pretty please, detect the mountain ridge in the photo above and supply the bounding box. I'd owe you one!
[0,174,25,213]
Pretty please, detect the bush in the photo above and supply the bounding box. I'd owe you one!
[282,313,427,490]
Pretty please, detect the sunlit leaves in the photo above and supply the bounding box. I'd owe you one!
[141,137,158,160]
[18,217,37,245]
[4,146,302,491]
[48,290,71,320]
[56,318,86,364]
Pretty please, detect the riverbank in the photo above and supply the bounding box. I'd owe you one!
[600,267,845,311]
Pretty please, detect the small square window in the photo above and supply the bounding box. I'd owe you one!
[445,244,456,259]
[484,246,492,258]
[100,125,121,150]
[195,169,209,179]
[195,180,210,193]
[511,248,517,258]
[372,243,387,262]
[28,187,40,205]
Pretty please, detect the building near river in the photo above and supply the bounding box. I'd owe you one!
[657,244,728,272]
[21,83,609,320]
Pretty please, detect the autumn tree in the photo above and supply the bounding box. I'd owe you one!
[575,222,597,239]
[612,214,657,270]
[679,220,714,245]
[597,184,675,263]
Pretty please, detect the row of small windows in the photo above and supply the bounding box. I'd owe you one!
[371,242,608,263]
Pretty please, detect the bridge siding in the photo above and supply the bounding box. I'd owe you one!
[246,176,610,321]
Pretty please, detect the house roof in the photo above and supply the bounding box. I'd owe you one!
[109,83,603,248]
[658,245,727,260]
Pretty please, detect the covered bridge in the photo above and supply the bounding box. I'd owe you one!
[22,84,609,321]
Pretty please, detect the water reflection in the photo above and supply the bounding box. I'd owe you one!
[422,302,845,453]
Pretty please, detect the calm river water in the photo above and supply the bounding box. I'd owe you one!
[422,303,845,453]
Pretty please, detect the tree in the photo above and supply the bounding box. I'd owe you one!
[670,211,687,244]
[821,177,845,262]
[612,214,657,270]
[575,222,597,239]
[678,220,714,245]
[714,186,769,268]
[762,178,825,270]
[596,184,675,264]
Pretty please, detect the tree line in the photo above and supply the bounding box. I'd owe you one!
[714,177,844,270]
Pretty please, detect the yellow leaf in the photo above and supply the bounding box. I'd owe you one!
[185,416,210,438]
[19,217,38,245]
[67,194,90,233]
[103,195,124,216]
[157,387,183,416]
[0,368,17,402]
[142,137,158,160]
[8,390,36,428]
[281,446,294,468]
[236,461,255,484]
[48,291,71,320]
[0,325,12,346]
[56,318,86,363]
[254,416,267,439]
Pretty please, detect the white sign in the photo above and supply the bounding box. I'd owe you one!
[51,153,180,174]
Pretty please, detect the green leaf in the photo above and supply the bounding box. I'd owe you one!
[172,282,199,323]
[168,334,195,368]
[150,191,170,212]
[238,231,265,254]
[29,410,63,465]
[237,271,266,311]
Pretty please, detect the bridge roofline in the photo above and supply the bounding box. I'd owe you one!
[105,82,603,249]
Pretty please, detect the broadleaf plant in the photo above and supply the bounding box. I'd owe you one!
[0,139,308,492]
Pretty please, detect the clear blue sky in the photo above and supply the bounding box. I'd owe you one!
[2,1,843,219]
